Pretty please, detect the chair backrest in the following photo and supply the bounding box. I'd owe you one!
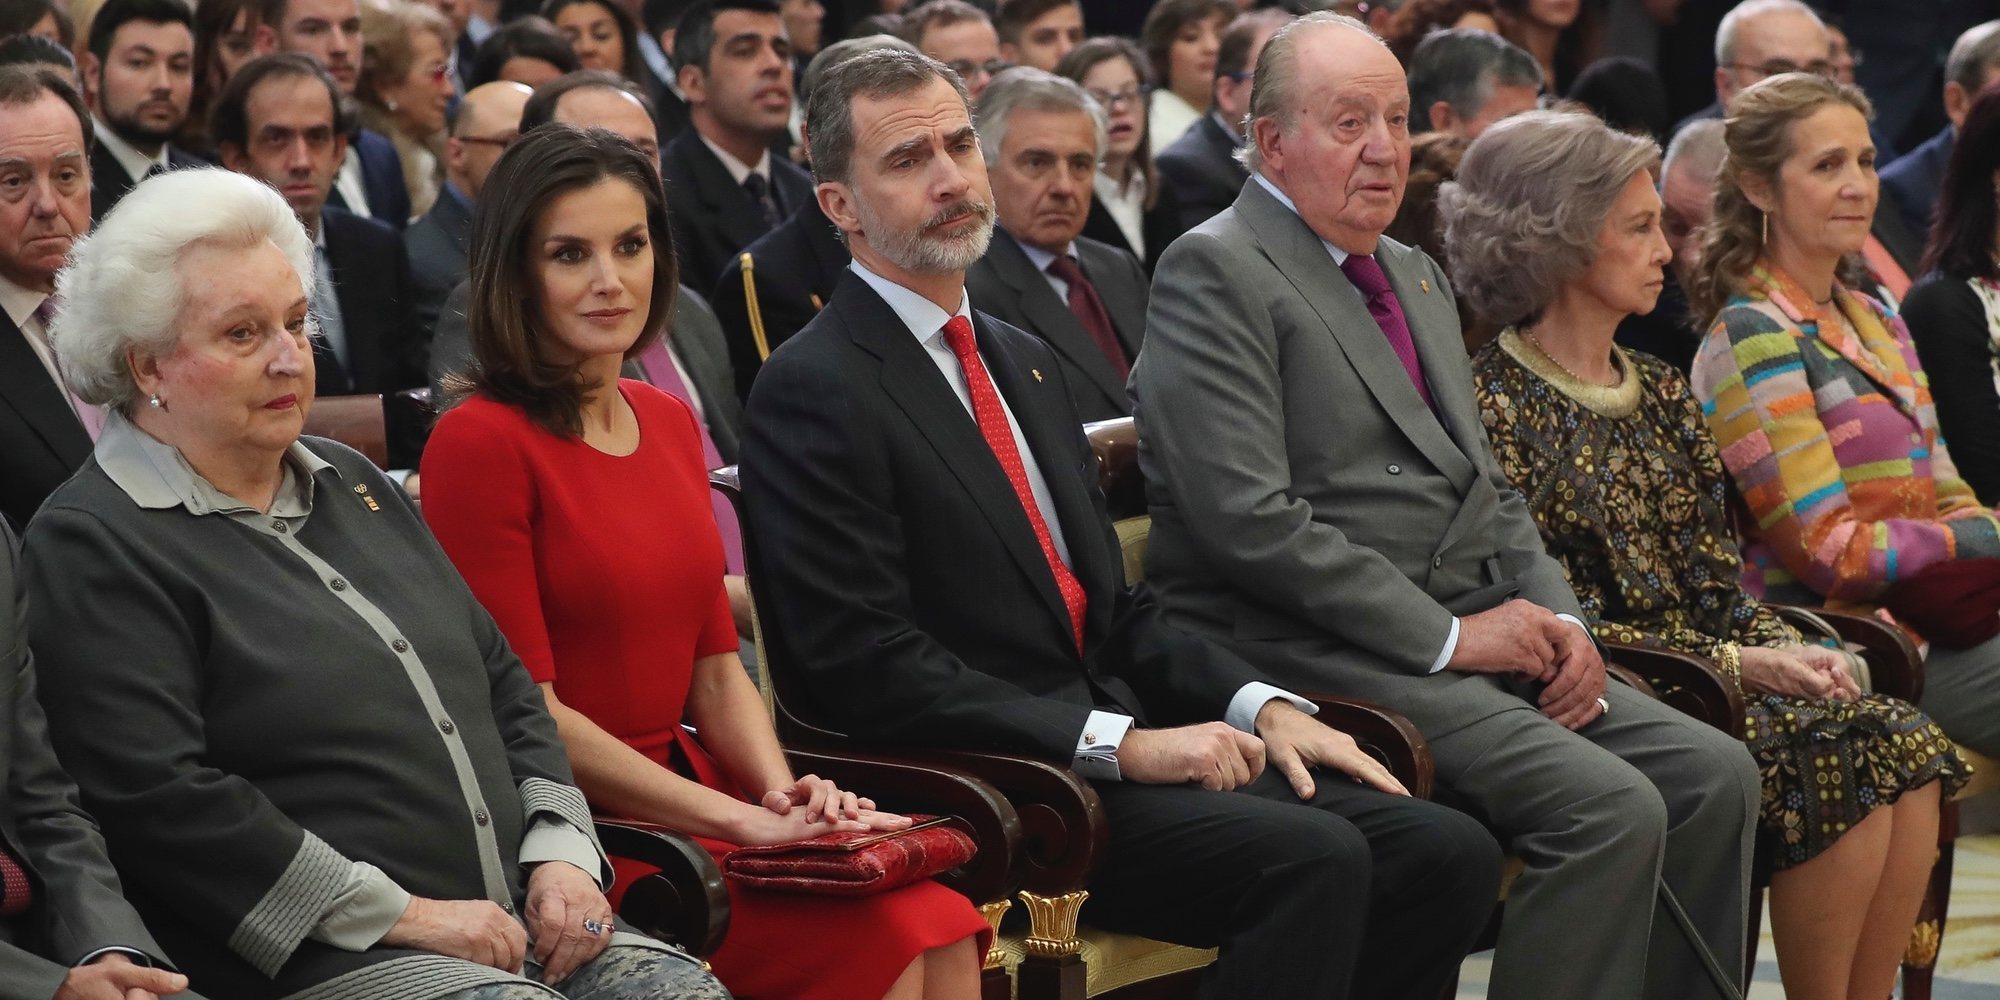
[303,394,387,468]
[1084,418,1151,583]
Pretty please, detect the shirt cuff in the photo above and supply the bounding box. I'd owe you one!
[1224,681,1319,734]
[75,947,150,968]
[518,815,603,879]
[1428,617,1461,674]
[1554,613,1589,636]
[306,862,412,951]
[1071,710,1134,781]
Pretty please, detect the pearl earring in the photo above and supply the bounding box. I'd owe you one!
[148,394,162,408]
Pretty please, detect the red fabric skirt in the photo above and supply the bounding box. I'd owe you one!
[609,730,991,1000]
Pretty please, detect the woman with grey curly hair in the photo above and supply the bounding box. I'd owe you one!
[26,167,729,1000]
[1445,109,1966,1000]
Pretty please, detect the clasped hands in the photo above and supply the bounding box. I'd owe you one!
[1118,701,1410,799]
[1448,599,1607,730]
[1739,643,1863,702]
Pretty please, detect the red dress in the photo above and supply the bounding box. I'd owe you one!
[424,381,989,999]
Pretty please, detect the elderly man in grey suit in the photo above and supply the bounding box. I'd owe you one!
[0,520,201,1000]
[1131,13,1760,1000]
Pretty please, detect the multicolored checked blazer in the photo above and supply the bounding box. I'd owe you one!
[1690,270,2000,611]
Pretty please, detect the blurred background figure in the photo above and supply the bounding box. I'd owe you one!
[358,0,458,220]
[1139,0,1230,148]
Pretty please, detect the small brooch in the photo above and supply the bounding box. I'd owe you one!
[1420,279,1431,294]
[354,483,380,512]
[1031,369,1044,383]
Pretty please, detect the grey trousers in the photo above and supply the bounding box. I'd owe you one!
[1919,632,2000,758]
[1428,681,1761,1000]
[443,945,730,1000]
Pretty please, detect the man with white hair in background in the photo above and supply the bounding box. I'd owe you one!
[1672,0,1827,136]
[1134,14,1760,1000]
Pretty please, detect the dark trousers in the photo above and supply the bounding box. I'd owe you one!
[1086,768,1500,999]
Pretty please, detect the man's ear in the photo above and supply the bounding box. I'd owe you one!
[679,62,705,104]
[817,180,860,238]
[78,52,101,109]
[1428,100,1460,137]
[255,22,280,53]
[219,142,247,173]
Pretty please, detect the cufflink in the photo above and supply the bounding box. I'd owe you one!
[1082,732,1097,745]
[1032,369,1044,382]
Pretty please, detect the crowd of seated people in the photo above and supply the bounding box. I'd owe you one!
[5,0,2000,998]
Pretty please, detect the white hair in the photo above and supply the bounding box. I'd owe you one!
[1239,10,1383,172]
[975,66,1108,166]
[51,168,315,414]
[1714,0,1823,67]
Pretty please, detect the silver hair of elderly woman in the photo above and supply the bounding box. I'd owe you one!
[1437,109,1661,328]
[974,65,1108,165]
[49,168,317,416]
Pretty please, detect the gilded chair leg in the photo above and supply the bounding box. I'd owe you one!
[977,899,1013,1000]
[1015,890,1088,1000]
[1901,799,1959,1000]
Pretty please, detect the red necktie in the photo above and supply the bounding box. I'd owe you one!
[1339,254,1434,412]
[0,844,33,915]
[942,316,1088,651]
[1044,255,1130,380]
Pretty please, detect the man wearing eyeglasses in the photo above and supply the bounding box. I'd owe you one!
[1672,0,1828,138]
[404,80,530,347]
[903,0,1006,102]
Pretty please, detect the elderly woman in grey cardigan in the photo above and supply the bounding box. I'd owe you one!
[18,169,729,1000]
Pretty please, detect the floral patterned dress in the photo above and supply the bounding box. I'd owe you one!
[1474,329,1968,868]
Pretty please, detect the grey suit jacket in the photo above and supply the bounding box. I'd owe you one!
[965,228,1147,423]
[427,281,743,462]
[0,522,176,998]
[1131,179,1583,735]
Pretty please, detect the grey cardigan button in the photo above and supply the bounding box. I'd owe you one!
[439,718,455,734]
[330,579,347,591]
[272,521,288,533]
[392,638,409,652]
[475,809,490,826]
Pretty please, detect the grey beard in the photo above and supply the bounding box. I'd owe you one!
[857,197,995,274]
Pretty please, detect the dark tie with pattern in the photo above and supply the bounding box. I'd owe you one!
[1044,254,1130,379]
[0,842,33,915]
[942,315,1088,651]
[1339,253,1434,412]
[742,173,781,230]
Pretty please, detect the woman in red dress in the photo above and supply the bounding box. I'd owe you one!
[423,124,989,1000]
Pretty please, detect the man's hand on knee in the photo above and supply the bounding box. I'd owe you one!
[1448,600,1561,680]
[1120,723,1267,790]
[1538,622,1607,730]
[1254,701,1410,800]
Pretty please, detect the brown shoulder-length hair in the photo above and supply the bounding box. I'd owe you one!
[457,124,679,437]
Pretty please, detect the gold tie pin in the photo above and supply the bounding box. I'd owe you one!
[1032,369,1044,382]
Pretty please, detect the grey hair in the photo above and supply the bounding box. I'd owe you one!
[974,66,1107,166]
[806,45,969,185]
[1437,109,1660,327]
[1946,20,2000,92]
[1662,117,1725,185]
[802,33,918,100]
[51,169,315,414]
[1407,29,1541,133]
[1238,10,1382,172]
[1714,0,1822,67]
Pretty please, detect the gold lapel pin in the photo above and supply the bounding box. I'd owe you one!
[1032,369,1044,382]
[354,483,380,512]
[1420,279,1431,294]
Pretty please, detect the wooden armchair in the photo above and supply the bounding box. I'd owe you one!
[713,464,1432,999]
[593,819,731,955]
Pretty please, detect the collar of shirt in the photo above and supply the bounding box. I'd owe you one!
[1092,167,1146,207]
[0,271,45,332]
[1019,240,1077,274]
[92,115,169,184]
[466,12,496,45]
[700,132,770,186]
[848,259,971,347]
[95,408,336,517]
[1252,172,1349,266]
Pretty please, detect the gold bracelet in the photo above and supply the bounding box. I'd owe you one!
[1714,642,1742,682]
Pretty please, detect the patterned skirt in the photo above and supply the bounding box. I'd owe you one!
[1746,691,1970,870]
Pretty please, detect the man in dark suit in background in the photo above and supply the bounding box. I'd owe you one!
[214,57,424,424]
[1155,7,1281,234]
[80,0,203,222]
[1881,20,2000,242]
[663,0,813,289]
[967,68,1146,423]
[405,80,530,342]
[742,45,1499,1000]
[0,69,98,532]
[640,0,694,139]
[260,0,411,226]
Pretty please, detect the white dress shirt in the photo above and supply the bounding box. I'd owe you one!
[1250,172,1588,670]
[334,147,372,220]
[1148,88,1201,150]
[700,133,771,188]
[1090,169,1148,260]
[91,115,168,184]
[849,260,1315,779]
[1018,240,1078,301]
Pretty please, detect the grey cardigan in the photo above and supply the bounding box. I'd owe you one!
[22,419,610,1000]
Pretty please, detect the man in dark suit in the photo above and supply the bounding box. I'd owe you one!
[0,68,99,533]
[214,56,424,431]
[1136,17,1758,999]
[742,46,1499,1000]
[405,80,530,342]
[663,0,813,289]
[0,526,203,999]
[640,0,694,139]
[1156,8,1284,234]
[259,0,411,226]
[80,0,203,222]
[1881,20,2000,242]
[966,69,1145,423]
